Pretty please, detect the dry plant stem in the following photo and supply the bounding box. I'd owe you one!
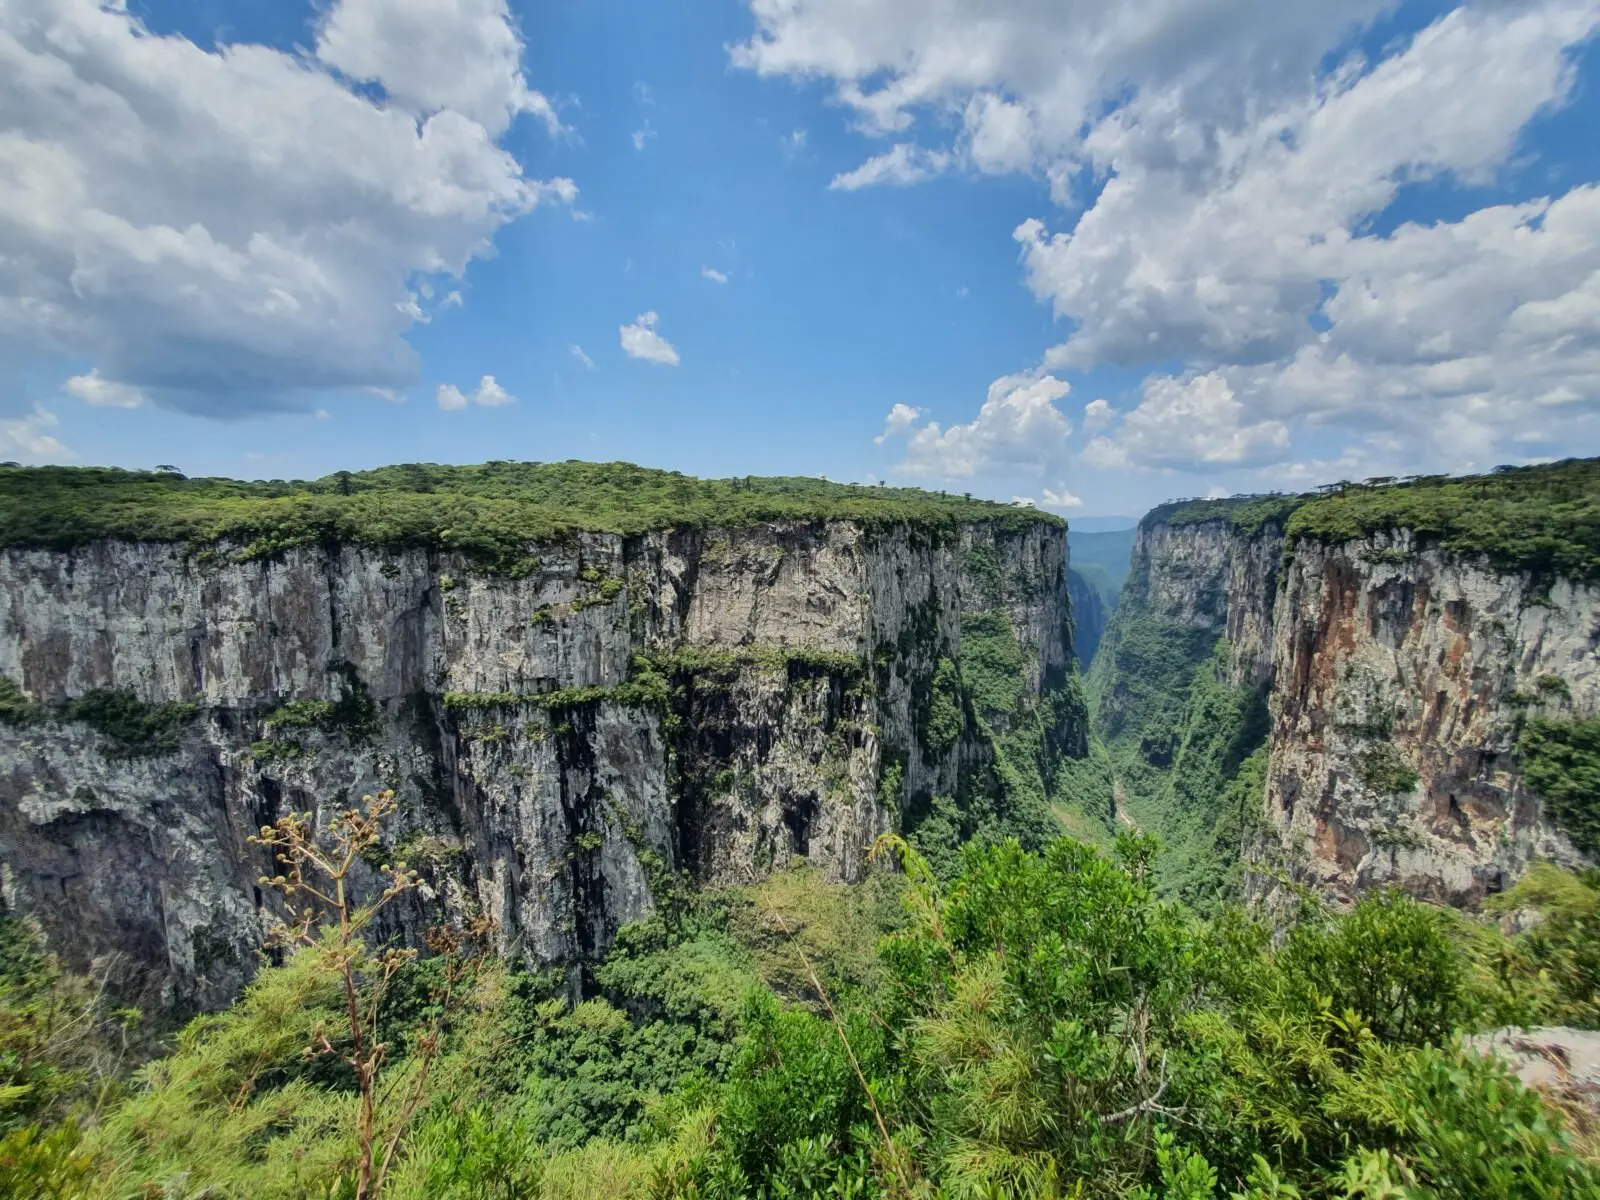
[248,790,434,1200]
[749,865,914,1199]
[1102,1053,1176,1125]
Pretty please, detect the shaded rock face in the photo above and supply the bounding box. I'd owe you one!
[1128,518,1285,687]
[1067,569,1107,669]
[0,519,1071,1009]
[1253,535,1598,906]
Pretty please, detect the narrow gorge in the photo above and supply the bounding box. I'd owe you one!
[1089,459,1600,910]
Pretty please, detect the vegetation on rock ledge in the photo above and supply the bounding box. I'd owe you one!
[1145,457,1600,581]
[0,678,198,757]
[0,461,1059,571]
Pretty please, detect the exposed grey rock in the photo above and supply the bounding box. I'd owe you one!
[0,518,1074,1009]
[1114,511,1597,907]
[1126,517,1285,688]
[1467,1026,1600,1121]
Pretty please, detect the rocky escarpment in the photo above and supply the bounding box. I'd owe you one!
[1090,462,1600,910]
[1253,533,1598,905]
[1120,504,1290,689]
[0,511,1077,1009]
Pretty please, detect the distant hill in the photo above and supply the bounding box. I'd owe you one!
[1069,515,1141,532]
[1067,527,1137,602]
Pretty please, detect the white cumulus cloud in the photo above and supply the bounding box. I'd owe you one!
[829,144,952,191]
[316,0,561,137]
[741,0,1600,475]
[1082,373,1289,471]
[0,0,574,416]
[735,0,1388,183]
[1082,399,1114,431]
[437,375,514,411]
[0,405,67,461]
[1040,487,1083,511]
[619,312,680,366]
[874,402,923,443]
[65,369,144,408]
[898,374,1073,477]
[701,267,729,284]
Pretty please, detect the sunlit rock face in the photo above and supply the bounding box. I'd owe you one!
[1114,509,1596,908]
[0,518,1074,1009]
[1253,534,1597,907]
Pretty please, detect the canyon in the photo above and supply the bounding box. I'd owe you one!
[2,458,1596,1013]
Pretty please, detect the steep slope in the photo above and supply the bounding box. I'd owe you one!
[1090,460,1600,909]
[0,463,1084,1008]
[1252,461,1600,905]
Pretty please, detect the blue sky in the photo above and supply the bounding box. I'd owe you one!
[3,0,1599,519]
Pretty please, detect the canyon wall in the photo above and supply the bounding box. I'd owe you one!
[0,517,1076,1008]
[1255,533,1597,905]
[1096,491,1597,907]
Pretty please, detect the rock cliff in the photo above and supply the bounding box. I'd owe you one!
[1066,568,1107,669]
[1090,463,1600,909]
[0,489,1077,1009]
[1254,533,1597,905]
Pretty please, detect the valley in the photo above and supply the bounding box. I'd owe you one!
[1,458,1598,1198]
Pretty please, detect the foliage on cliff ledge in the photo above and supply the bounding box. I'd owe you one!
[0,461,1058,570]
[1144,493,1307,537]
[1144,457,1600,581]
[1286,457,1600,581]
[0,679,198,757]
[1518,716,1600,857]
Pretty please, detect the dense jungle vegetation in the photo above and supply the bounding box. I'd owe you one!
[5,807,1600,1199]
[0,462,1054,572]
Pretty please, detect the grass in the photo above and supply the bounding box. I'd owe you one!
[0,461,1060,573]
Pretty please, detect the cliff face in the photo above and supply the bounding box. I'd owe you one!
[1255,534,1597,905]
[1092,514,1286,747]
[0,517,1073,1009]
[1127,517,1284,688]
[1093,479,1599,910]
[1066,568,1107,669]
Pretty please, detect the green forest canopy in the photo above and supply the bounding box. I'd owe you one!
[0,461,1059,570]
[1144,457,1600,581]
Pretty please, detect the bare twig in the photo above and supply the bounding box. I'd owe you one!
[1102,1052,1180,1125]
